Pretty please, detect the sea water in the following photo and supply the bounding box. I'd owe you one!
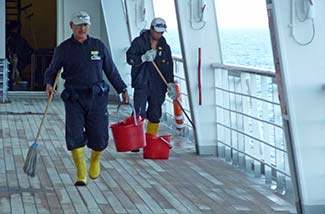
[164,28,274,70]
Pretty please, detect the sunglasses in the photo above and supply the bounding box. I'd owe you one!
[153,23,167,28]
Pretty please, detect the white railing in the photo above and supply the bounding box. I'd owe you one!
[0,59,9,103]
[163,58,291,192]
[212,63,290,192]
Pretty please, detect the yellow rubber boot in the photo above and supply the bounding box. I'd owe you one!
[146,122,159,135]
[89,150,101,179]
[71,147,87,186]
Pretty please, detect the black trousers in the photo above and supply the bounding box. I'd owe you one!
[61,88,109,151]
[133,86,166,123]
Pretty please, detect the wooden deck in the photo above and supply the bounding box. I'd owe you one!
[0,98,296,214]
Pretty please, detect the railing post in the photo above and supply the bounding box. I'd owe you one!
[262,76,272,184]
[238,72,247,169]
[242,73,254,173]
[223,71,231,161]
[232,76,242,166]
[227,75,235,163]
[273,83,286,192]
[215,68,225,158]
[250,75,263,178]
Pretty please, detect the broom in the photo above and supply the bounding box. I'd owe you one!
[23,71,61,177]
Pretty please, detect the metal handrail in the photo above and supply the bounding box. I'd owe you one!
[174,75,186,81]
[172,55,183,62]
[215,104,283,129]
[216,122,286,153]
[211,63,275,78]
[217,140,290,177]
[214,86,280,106]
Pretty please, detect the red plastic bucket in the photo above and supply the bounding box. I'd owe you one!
[110,104,146,152]
[143,134,172,159]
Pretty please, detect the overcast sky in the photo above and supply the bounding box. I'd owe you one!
[153,0,268,29]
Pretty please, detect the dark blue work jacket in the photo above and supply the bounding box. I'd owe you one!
[126,30,173,91]
[45,35,126,93]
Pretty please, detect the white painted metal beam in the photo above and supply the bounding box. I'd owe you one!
[101,0,132,92]
[125,0,155,40]
[174,0,222,155]
[271,0,325,213]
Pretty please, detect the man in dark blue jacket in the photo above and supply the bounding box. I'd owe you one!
[126,18,175,144]
[45,11,129,186]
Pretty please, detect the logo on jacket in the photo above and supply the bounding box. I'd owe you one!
[158,46,162,56]
[90,50,101,60]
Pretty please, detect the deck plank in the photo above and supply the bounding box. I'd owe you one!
[0,98,297,214]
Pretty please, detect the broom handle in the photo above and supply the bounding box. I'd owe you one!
[34,71,61,141]
[151,61,195,129]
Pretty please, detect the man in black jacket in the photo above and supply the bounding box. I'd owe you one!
[6,21,33,89]
[126,18,176,142]
[45,11,129,186]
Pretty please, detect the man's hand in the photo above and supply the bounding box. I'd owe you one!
[45,84,56,97]
[141,49,157,62]
[167,83,177,100]
[121,90,129,104]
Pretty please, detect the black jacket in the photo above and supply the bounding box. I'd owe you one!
[45,35,127,93]
[126,30,173,90]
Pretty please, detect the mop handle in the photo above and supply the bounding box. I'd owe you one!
[34,70,61,141]
[151,61,195,129]
[152,61,168,86]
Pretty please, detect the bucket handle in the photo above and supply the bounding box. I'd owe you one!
[117,103,138,126]
[160,137,172,149]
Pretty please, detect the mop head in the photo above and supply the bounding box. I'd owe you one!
[23,142,39,177]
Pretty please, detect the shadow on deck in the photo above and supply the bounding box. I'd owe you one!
[0,98,296,214]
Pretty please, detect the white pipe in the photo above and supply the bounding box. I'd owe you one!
[290,0,295,38]
[0,0,5,58]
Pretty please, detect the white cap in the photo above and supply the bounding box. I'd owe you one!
[151,17,167,33]
[71,11,91,25]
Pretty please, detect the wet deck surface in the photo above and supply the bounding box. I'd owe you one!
[0,98,296,214]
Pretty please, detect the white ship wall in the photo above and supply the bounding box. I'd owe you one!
[273,0,325,213]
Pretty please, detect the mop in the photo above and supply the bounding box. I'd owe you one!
[23,71,61,177]
[151,61,195,129]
